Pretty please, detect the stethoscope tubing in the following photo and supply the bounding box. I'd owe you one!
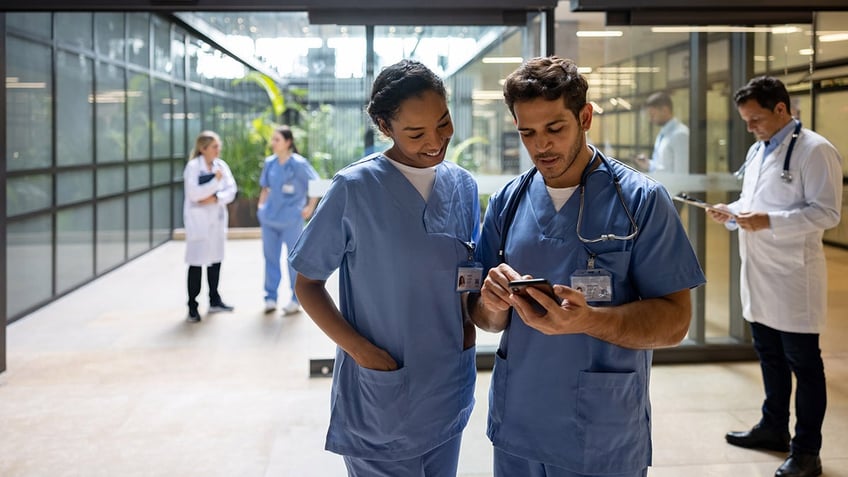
[497,146,639,263]
[735,120,801,184]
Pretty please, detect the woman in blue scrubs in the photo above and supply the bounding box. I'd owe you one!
[257,126,319,315]
[289,60,480,477]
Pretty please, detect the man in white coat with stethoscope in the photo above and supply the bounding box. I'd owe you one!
[709,76,843,477]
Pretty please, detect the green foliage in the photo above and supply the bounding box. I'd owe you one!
[220,73,289,200]
[219,121,267,200]
[223,72,344,198]
[448,136,488,172]
[233,71,286,119]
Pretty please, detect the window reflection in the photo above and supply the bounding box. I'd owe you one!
[57,206,94,294]
[6,37,52,171]
[7,217,52,318]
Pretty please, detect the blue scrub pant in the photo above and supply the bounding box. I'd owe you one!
[261,222,302,304]
[750,321,826,454]
[494,448,647,477]
[343,434,462,477]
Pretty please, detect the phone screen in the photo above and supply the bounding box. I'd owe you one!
[507,278,558,312]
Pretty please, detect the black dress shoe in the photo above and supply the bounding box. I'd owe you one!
[725,424,790,452]
[775,453,822,477]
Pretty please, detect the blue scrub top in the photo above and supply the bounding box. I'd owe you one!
[258,153,318,227]
[289,154,480,461]
[477,150,705,474]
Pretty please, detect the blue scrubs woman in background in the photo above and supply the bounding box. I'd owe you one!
[257,126,319,316]
[289,60,479,477]
[469,56,705,477]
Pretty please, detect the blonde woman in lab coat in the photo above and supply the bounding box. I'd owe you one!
[183,130,238,322]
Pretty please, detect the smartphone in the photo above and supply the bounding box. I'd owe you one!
[508,278,558,313]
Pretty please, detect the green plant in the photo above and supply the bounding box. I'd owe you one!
[218,72,287,200]
[234,71,287,119]
[219,120,267,200]
[225,73,329,197]
[225,71,367,191]
[448,136,488,172]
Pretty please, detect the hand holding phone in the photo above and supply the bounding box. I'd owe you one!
[508,278,559,313]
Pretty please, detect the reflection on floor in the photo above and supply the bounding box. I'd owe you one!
[1,239,846,476]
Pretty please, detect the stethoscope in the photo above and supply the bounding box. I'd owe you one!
[734,120,802,183]
[497,146,639,263]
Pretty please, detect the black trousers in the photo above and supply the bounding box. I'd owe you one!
[751,321,827,454]
[187,262,222,311]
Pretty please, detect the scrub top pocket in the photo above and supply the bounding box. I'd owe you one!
[575,370,648,474]
[336,364,410,446]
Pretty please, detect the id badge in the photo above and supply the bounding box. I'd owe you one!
[282,183,295,194]
[571,269,612,302]
[456,262,483,292]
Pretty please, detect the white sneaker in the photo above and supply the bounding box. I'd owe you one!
[264,299,276,313]
[282,302,301,316]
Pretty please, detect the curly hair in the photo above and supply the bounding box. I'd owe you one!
[366,59,447,130]
[503,56,588,121]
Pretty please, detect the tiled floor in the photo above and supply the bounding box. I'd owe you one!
[1,238,846,477]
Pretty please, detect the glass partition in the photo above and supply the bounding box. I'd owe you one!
[5,7,847,358]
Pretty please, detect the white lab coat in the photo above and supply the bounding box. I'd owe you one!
[728,127,843,333]
[183,156,238,266]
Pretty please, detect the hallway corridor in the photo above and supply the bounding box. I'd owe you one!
[1,239,846,476]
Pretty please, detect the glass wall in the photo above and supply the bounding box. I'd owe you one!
[4,7,848,358]
[530,9,848,352]
[4,12,268,320]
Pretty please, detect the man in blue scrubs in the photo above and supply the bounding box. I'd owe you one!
[469,56,706,477]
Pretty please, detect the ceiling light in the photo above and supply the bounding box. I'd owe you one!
[472,90,504,101]
[820,32,848,43]
[653,26,765,33]
[771,26,802,35]
[481,56,524,64]
[576,30,623,38]
[589,101,605,114]
[596,66,659,73]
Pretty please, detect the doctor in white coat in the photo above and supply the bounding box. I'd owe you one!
[183,130,238,322]
[710,76,842,477]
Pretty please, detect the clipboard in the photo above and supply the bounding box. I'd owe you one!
[673,193,737,219]
[198,172,216,185]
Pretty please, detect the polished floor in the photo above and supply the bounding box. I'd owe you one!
[1,237,847,476]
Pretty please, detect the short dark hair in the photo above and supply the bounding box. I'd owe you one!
[503,56,588,122]
[645,91,673,111]
[366,59,446,129]
[733,76,792,113]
